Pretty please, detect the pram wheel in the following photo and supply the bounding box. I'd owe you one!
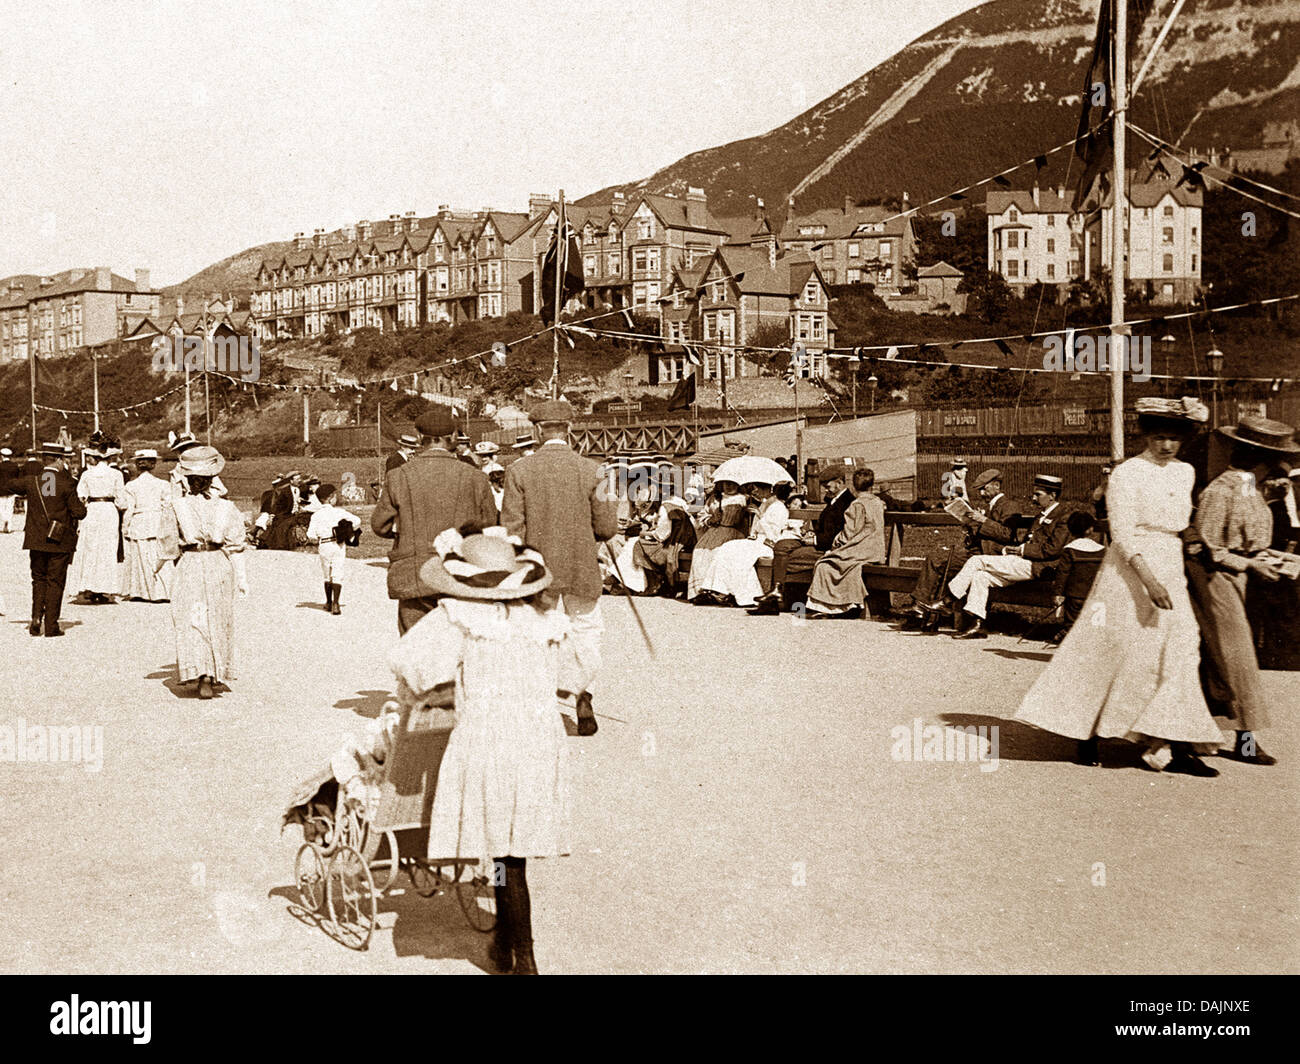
[454,859,497,933]
[406,858,443,898]
[326,845,376,950]
[294,844,326,913]
[369,829,401,894]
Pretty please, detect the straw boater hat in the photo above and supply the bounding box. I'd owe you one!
[474,440,500,456]
[514,433,538,450]
[1216,413,1300,455]
[397,432,420,449]
[417,530,551,601]
[950,458,968,469]
[132,448,159,461]
[1,447,13,458]
[40,442,73,457]
[1032,473,1063,494]
[168,430,200,454]
[176,444,225,477]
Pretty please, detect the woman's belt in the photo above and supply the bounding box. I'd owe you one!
[87,496,117,503]
[180,541,225,552]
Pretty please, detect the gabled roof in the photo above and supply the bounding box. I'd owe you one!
[984,189,1072,215]
[629,192,727,236]
[479,211,533,243]
[4,268,151,304]
[700,246,821,298]
[1090,170,1204,209]
[779,204,910,243]
[917,261,963,278]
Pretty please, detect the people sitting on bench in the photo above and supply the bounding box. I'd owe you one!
[747,474,851,614]
[903,466,1032,631]
[694,482,792,608]
[805,469,887,620]
[921,472,1071,639]
[687,480,751,601]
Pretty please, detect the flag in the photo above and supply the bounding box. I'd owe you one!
[667,370,697,411]
[884,346,899,360]
[1073,0,1156,210]
[683,343,702,367]
[540,199,584,325]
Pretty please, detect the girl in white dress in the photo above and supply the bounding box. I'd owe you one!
[1014,398,1224,776]
[69,450,125,602]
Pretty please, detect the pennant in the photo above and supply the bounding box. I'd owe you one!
[1034,154,1048,171]
[884,346,899,360]
[993,175,1011,188]
[490,341,508,368]
[390,378,398,391]
[683,343,703,367]
[993,338,1015,358]
[619,309,635,330]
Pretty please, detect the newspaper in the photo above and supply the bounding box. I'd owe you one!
[943,496,978,521]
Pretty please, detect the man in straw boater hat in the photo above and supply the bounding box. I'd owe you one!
[388,529,574,973]
[1187,413,1300,767]
[120,449,171,602]
[386,432,420,474]
[372,407,497,634]
[7,443,87,636]
[501,399,618,735]
[156,444,248,699]
[167,430,228,499]
[937,472,1071,639]
[513,432,538,458]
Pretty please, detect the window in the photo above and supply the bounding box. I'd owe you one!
[673,290,683,309]
[1006,260,1019,278]
[1045,238,1054,254]
[848,243,860,259]
[1047,215,1056,228]
[633,249,648,272]
[646,248,660,273]
[585,254,597,277]
[825,269,836,284]
[1191,254,1198,272]
[1191,226,1198,240]
[713,281,726,304]
[1006,231,1019,249]
[803,281,820,304]
[584,226,595,245]
[658,355,687,382]
[1163,205,1174,219]
[821,245,834,262]
[880,241,892,258]
[701,315,713,340]
[1047,264,1055,279]
[1008,208,1018,222]
[647,282,661,304]
[847,269,860,283]
[633,284,647,307]
[1069,260,1080,276]
[1162,283,1174,298]
[637,218,653,239]
[607,252,621,276]
[1162,253,1174,272]
[1162,227,1175,245]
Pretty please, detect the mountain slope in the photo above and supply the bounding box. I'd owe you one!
[578,0,1300,217]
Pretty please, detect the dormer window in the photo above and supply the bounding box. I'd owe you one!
[637,218,653,240]
[1008,207,1019,222]
[803,281,820,304]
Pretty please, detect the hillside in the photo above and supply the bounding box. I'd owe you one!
[578,0,1300,217]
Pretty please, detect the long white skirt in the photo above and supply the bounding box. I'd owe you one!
[123,537,169,601]
[68,500,121,595]
[697,538,772,607]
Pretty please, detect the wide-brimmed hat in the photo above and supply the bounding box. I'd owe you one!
[168,430,200,453]
[1135,396,1210,429]
[417,530,551,601]
[483,461,505,476]
[972,468,1002,491]
[397,432,420,449]
[1032,473,1063,494]
[132,448,159,461]
[474,441,500,456]
[0,447,12,457]
[40,442,73,457]
[514,433,538,450]
[950,458,968,469]
[1216,414,1300,455]
[176,444,225,477]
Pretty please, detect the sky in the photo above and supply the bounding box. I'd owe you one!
[0,0,982,286]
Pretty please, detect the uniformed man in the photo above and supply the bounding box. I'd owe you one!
[501,400,618,735]
[10,443,87,636]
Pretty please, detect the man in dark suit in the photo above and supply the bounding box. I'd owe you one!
[385,433,419,474]
[908,468,1031,629]
[501,400,619,735]
[945,473,1072,639]
[8,443,87,636]
[372,409,497,634]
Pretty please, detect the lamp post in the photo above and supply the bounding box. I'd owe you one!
[868,374,878,413]
[622,370,635,426]
[1160,334,1176,394]
[1207,346,1225,428]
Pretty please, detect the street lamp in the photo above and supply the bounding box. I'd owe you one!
[868,374,878,413]
[622,370,635,425]
[1160,334,1176,394]
[1206,346,1225,428]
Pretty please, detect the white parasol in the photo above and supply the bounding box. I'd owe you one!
[711,455,794,487]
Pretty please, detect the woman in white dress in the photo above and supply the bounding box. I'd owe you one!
[156,446,248,700]
[1014,397,1225,776]
[121,449,171,602]
[388,530,570,974]
[68,448,126,603]
[696,482,791,607]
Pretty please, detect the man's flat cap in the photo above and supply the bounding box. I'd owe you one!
[414,409,456,437]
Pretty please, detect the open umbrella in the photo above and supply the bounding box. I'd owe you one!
[711,455,794,486]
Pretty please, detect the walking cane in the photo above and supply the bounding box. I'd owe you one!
[605,547,657,659]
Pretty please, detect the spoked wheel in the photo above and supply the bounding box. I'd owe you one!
[405,858,444,899]
[326,846,376,950]
[369,830,401,894]
[294,843,326,913]
[454,859,497,933]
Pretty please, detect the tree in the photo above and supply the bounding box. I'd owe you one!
[957,269,1012,324]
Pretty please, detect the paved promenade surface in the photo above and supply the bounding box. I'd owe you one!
[0,529,1296,974]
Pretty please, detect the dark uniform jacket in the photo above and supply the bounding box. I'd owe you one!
[372,446,497,600]
[1019,502,1074,579]
[972,493,1034,554]
[11,467,87,553]
[501,441,619,601]
[815,489,855,552]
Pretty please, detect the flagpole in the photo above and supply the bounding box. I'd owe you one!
[29,343,38,450]
[552,189,565,400]
[1109,0,1128,464]
[794,377,803,487]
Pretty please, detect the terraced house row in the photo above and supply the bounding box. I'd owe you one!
[251,189,918,375]
[0,268,159,362]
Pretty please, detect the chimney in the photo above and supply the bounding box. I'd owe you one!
[529,193,552,217]
[95,267,112,290]
[404,210,417,232]
[358,219,372,241]
[1056,185,1066,202]
[294,231,307,250]
[438,205,451,218]
[39,276,53,287]
[176,295,185,317]
[134,268,151,291]
[788,195,796,213]
[755,197,766,223]
[844,195,854,215]
[686,186,706,203]
[1031,185,1040,208]
[313,228,326,247]
[768,237,777,271]
[902,191,910,207]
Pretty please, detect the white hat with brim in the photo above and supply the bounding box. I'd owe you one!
[474,441,500,456]
[417,533,552,601]
[133,449,159,460]
[177,445,225,477]
[483,462,505,475]
[41,442,73,457]
[0,448,12,457]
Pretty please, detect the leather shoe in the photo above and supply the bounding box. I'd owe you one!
[197,676,215,699]
[1075,737,1100,767]
[29,621,41,637]
[1226,732,1277,766]
[1166,753,1219,777]
[576,691,598,736]
[747,597,781,616]
[953,620,988,639]
[44,628,65,637]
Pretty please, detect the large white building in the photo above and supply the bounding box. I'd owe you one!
[1086,171,1203,303]
[985,187,1076,291]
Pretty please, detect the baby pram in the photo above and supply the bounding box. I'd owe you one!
[282,698,496,951]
